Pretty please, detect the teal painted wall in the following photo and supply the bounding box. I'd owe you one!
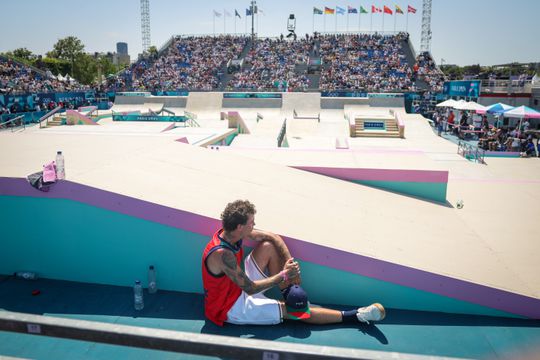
[0,195,514,317]
[297,261,518,318]
[353,180,447,203]
[0,196,206,293]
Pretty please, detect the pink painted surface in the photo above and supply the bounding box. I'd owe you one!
[0,176,537,318]
[161,123,176,133]
[175,137,189,144]
[66,110,97,125]
[294,166,448,183]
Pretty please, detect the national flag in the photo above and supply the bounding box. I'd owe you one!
[395,5,404,14]
[235,9,241,18]
[313,7,323,15]
[372,5,381,13]
[246,8,251,16]
[383,5,393,14]
[336,6,346,15]
[258,8,264,15]
[324,7,335,14]
[348,6,358,14]
[213,10,222,17]
[360,6,368,13]
[408,5,417,13]
[224,10,232,17]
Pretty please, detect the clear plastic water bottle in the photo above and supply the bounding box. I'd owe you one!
[15,271,37,280]
[148,265,157,294]
[56,151,65,180]
[134,280,144,310]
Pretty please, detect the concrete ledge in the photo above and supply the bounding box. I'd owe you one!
[294,166,448,203]
[2,177,538,319]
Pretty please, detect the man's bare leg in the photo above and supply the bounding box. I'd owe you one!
[250,241,294,289]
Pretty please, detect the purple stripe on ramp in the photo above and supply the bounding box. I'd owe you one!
[294,166,449,183]
[279,236,540,319]
[1,176,538,318]
[0,177,219,237]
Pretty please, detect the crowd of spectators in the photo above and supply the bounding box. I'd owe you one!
[413,52,446,92]
[2,33,452,96]
[129,36,247,91]
[0,57,88,94]
[431,106,538,156]
[226,37,312,91]
[319,32,413,92]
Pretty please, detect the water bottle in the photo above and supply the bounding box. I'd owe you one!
[15,271,37,280]
[134,280,144,310]
[148,265,157,294]
[56,151,65,180]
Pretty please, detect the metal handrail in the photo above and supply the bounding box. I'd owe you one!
[277,118,287,147]
[0,115,25,132]
[457,141,485,164]
[38,106,63,128]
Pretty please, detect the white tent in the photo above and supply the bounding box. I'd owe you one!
[452,100,467,109]
[460,102,487,111]
[436,99,458,107]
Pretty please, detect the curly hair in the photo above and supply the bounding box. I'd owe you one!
[221,200,256,232]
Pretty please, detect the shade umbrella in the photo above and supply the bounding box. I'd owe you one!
[477,102,514,115]
[436,99,458,107]
[503,105,540,119]
[503,106,540,132]
[454,100,479,110]
[459,101,487,111]
[451,100,467,109]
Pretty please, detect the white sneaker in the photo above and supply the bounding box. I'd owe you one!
[356,303,386,324]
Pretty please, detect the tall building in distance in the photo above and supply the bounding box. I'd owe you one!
[112,42,130,67]
[116,42,128,55]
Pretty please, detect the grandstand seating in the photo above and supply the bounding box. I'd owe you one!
[0,56,88,94]
[1,33,447,96]
[319,33,414,92]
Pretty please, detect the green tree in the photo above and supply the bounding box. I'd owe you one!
[48,36,85,76]
[41,57,71,76]
[8,47,36,62]
[72,53,96,85]
[147,45,158,58]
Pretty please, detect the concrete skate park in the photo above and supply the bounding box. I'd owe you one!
[2,91,539,320]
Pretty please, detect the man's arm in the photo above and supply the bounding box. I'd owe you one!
[220,250,297,296]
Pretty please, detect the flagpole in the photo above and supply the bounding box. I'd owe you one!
[235,14,237,35]
[313,11,314,34]
[394,12,397,33]
[245,12,247,35]
[359,5,362,33]
[370,11,372,33]
[346,11,349,32]
[335,6,337,33]
[382,13,385,33]
[213,13,216,37]
[224,9,227,35]
[406,13,409,33]
[324,13,326,33]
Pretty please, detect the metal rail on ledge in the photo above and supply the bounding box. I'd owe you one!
[0,310,466,360]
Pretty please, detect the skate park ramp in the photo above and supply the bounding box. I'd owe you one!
[1,125,540,320]
[1,99,540,358]
[281,92,321,115]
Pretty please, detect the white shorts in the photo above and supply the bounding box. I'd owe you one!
[225,253,283,325]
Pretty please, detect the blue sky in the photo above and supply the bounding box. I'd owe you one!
[1,0,539,66]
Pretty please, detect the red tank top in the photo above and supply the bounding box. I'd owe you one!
[202,229,244,326]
